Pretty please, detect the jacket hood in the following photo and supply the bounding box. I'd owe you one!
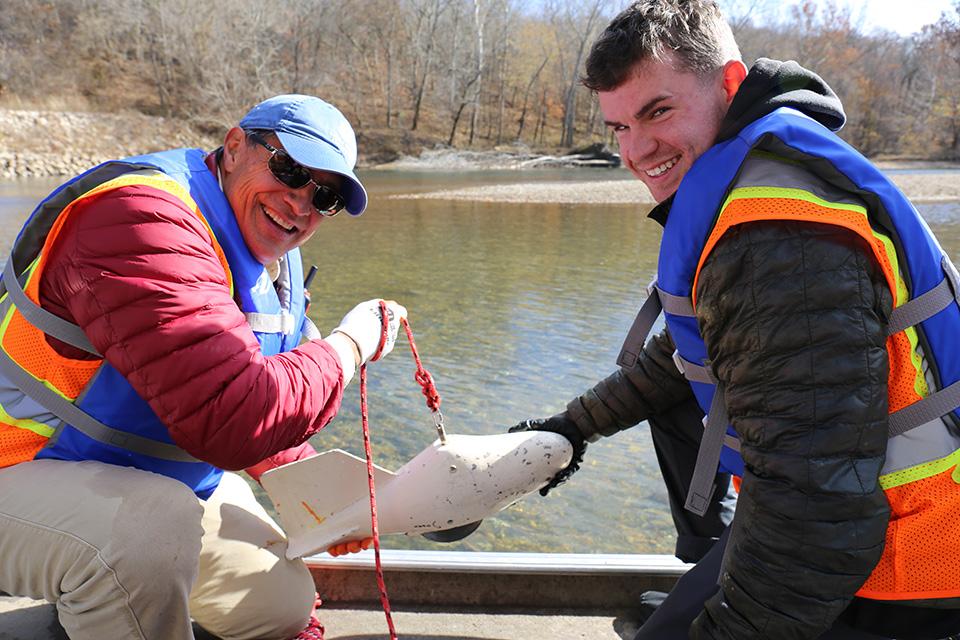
[717,58,846,142]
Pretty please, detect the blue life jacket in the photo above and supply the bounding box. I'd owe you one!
[2,149,308,498]
[613,106,960,600]
[654,107,960,503]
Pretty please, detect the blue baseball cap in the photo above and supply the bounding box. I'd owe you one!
[239,94,368,215]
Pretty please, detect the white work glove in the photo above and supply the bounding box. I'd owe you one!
[332,299,407,364]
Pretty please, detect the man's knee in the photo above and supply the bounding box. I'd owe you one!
[0,463,204,639]
[250,563,315,639]
[101,473,204,600]
[193,558,315,640]
[191,473,315,639]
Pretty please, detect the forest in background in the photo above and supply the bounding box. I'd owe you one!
[1,0,959,162]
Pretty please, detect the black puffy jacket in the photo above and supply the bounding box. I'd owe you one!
[565,60,898,639]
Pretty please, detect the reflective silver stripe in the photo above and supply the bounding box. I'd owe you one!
[0,346,199,463]
[883,416,960,475]
[672,351,715,384]
[734,153,871,209]
[302,317,322,341]
[245,311,296,335]
[0,374,61,430]
[684,383,730,516]
[3,257,99,356]
[889,378,960,438]
[887,277,953,336]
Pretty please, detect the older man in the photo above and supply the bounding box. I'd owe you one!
[0,95,404,639]
[513,2,960,639]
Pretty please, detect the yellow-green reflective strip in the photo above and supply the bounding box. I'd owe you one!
[0,294,19,338]
[723,186,870,216]
[872,222,930,399]
[880,447,960,490]
[0,260,83,404]
[723,186,929,398]
[0,276,55,437]
[0,402,54,437]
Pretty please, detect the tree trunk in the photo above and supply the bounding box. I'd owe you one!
[516,56,548,141]
[468,0,485,145]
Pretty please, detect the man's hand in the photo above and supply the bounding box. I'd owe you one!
[327,537,374,557]
[332,299,407,364]
[508,414,587,496]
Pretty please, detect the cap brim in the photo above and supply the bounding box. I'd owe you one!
[277,131,368,216]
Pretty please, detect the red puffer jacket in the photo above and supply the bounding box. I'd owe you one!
[37,179,343,478]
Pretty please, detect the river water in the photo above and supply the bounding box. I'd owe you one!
[2,168,959,555]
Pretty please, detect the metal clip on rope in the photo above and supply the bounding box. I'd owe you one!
[400,316,446,444]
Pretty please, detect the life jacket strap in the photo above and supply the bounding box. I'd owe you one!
[890,378,960,438]
[672,350,715,384]
[723,433,741,452]
[684,381,730,516]
[617,279,695,368]
[244,311,297,335]
[887,272,955,337]
[884,255,960,437]
[0,346,199,463]
[301,316,322,341]
[3,257,100,356]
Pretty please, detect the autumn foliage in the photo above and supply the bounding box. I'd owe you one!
[0,0,958,160]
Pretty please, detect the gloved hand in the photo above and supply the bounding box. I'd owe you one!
[327,537,373,557]
[508,413,587,496]
[332,299,407,364]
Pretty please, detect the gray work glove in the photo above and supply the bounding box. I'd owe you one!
[508,413,587,496]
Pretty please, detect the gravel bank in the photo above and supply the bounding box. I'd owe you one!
[2,108,958,205]
[392,171,960,205]
[0,108,215,179]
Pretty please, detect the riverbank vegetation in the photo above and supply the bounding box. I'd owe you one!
[0,0,959,163]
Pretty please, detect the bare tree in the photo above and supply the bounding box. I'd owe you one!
[468,0,488,144]
[547,0,607,148]
[406,0,449,130]
[3,0,958,159]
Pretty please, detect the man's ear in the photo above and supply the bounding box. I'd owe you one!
[721,60,748,103]
[221,127,246,171]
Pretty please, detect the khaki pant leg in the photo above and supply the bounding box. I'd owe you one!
[189,472,315,640]
[0,459,203,640]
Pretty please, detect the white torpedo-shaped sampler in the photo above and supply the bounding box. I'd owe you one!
[261,431,574,559]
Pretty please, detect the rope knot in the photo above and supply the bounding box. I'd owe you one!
[414,369,441,411]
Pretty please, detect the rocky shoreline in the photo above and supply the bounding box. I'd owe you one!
[391,171,960,205]
[2,108,958,206]
[0,107,619,179]
[0,108,218,179]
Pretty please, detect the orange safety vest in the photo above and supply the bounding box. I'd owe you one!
[623,107,960,602]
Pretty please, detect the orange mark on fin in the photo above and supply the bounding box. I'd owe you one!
[301,501,326,525]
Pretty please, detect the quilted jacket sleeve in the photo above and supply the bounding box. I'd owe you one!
[689,220,892,640]
[39,185,345,471]
[565,327,696,441]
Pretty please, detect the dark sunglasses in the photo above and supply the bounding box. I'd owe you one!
[247,132,346,217]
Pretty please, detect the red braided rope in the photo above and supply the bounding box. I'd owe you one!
[400,318,441,413]
[356,304,444,640]
[358,300,398,640]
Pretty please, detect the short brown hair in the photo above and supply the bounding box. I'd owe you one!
[583,0,740,91]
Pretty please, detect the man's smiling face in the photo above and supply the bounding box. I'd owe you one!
[599,52,734,202]
[221,128,341,265]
